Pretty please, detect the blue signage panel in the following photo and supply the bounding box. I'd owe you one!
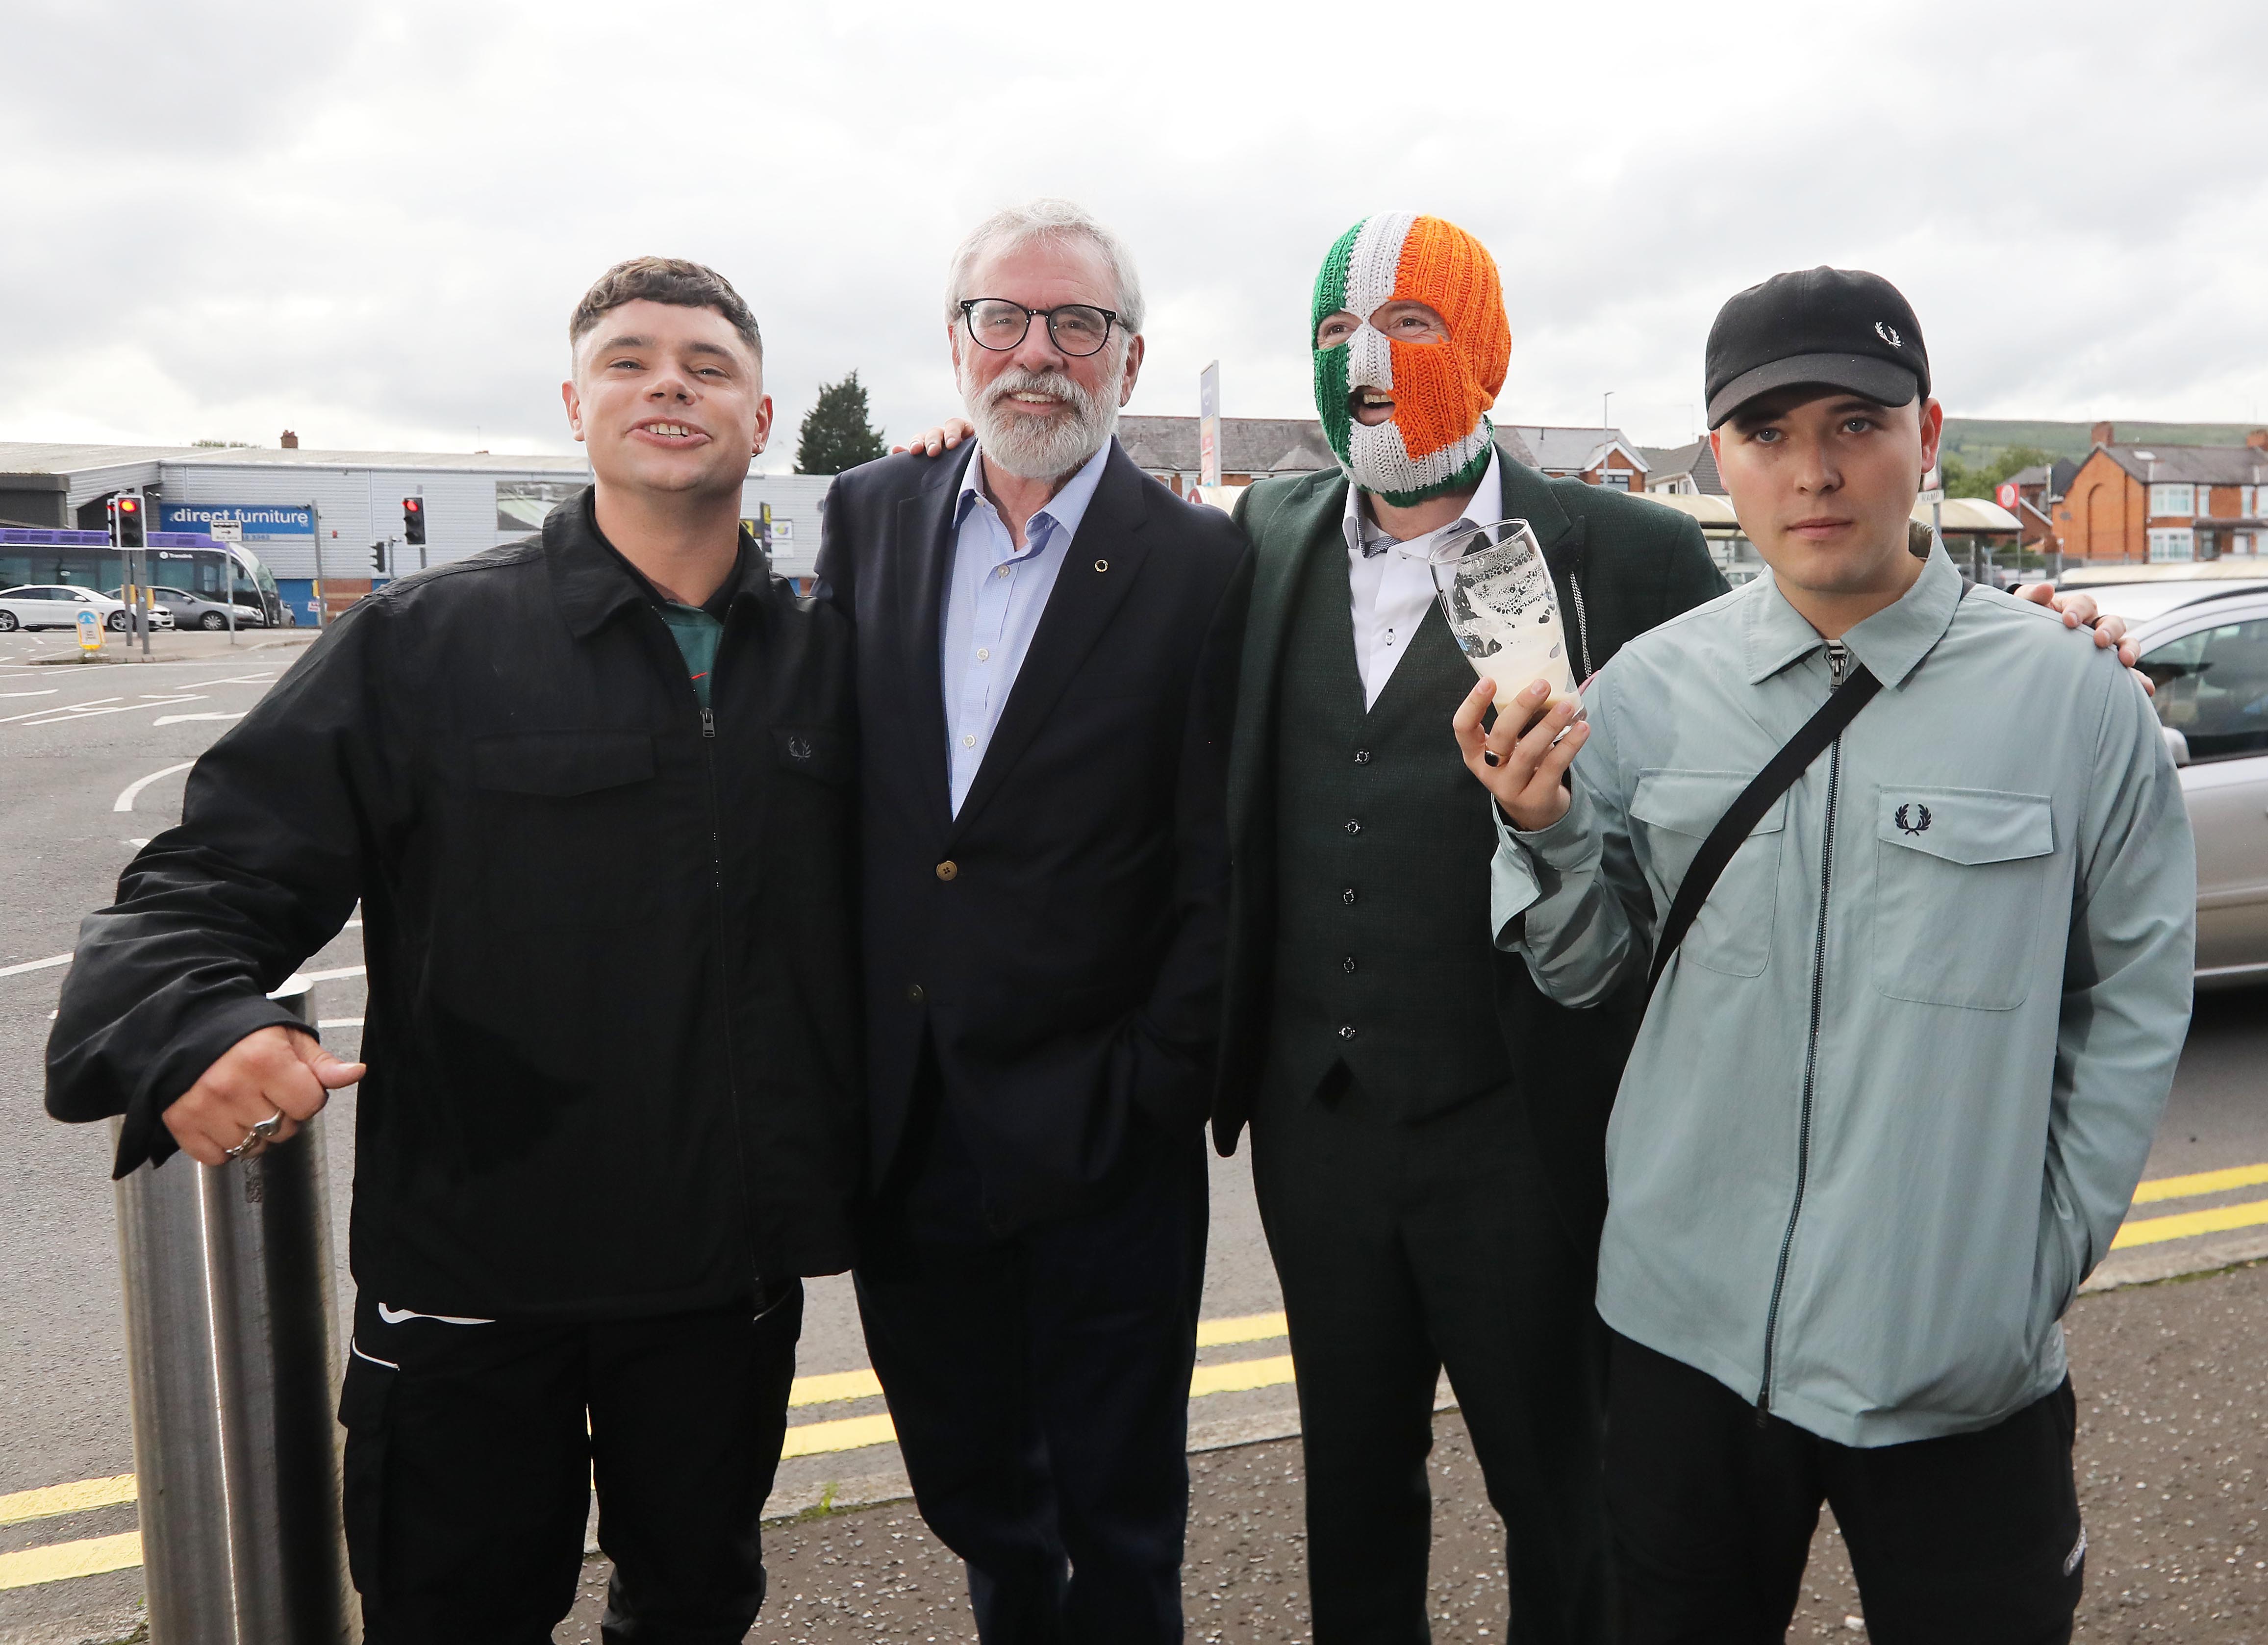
[157,503,315,537]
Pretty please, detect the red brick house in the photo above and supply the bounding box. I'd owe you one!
[2055,423,2268,562]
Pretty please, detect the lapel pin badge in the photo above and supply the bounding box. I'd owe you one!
[1094,559,1109,573]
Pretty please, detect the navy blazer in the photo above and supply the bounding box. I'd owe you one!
[815,439,1252,1230]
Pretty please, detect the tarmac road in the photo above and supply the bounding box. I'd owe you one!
[1,623,2263,1642]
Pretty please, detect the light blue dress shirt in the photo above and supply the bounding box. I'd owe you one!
[940,439,1113,814]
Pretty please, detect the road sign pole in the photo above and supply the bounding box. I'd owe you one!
[138,537,153,658]
[310,504,328,627]
[110,978,359,1644]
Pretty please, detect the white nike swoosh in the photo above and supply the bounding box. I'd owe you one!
[376,1302,496,1326]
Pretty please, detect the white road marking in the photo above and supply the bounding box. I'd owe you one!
[0,696,121,725]
[113,761,197,813]
[0,953,72,979]
[318,1018,365,1030]
[125,838,149,847]
[153,712,244,726]
[21,696,202,727]
[291,965,367,984]
[0,689,58,698]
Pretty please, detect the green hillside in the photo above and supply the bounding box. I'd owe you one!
[1941,419,2265,467]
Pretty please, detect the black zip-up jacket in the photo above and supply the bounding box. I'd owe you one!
[46,492,862,1319]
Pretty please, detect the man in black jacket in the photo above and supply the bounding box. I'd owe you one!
[815,200,1249,1644]
[46,258,859,1645]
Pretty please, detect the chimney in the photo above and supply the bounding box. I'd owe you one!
[2090,421,2114,448]
[280,430,299,450]
[2246,429,2268,451]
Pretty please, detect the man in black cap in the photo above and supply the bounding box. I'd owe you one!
[1461,266,2193,1643]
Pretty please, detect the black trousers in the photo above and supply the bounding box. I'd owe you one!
[855,1083,1207,1645]
[1250,1065,1611,1645]
[336,1285,801,1645]
[1604,1332,2085,1645]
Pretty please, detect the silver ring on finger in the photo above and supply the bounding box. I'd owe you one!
[249,1110,286,1142]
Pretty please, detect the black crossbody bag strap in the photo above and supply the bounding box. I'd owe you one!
[1643,667,1881,1000]
[1642,584,1969,999]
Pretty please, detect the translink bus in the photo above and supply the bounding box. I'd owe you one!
[0,528,287,628]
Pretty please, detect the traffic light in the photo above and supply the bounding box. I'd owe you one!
[372,540,389,573]
[402,498,426,546]
[108,494,146,549]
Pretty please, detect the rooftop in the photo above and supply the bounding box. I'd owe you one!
[2098,443,2268,486]
[1498,425,1647,475]
[1116,416,1337,474]
[1638,438,1725,494]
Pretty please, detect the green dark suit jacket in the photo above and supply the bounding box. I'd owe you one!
[1214,454,1728,1242]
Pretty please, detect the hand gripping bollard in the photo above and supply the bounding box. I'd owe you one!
[110,977,359,1643]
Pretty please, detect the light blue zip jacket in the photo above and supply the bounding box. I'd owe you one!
[1492,550,2195,1445]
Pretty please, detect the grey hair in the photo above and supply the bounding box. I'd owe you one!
[944,199,1146,336]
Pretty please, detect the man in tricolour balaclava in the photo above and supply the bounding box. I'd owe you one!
[1212,212,1726,1643]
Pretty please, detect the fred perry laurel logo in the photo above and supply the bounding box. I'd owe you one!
[1875,321,1903,347]
[788,735,813,761]
[1895,803,1932,835]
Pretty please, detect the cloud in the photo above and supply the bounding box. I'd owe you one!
[3,0,2264,461]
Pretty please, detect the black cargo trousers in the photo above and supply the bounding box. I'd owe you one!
[1605,1332,2085,1645]
[339,1283,802,1645]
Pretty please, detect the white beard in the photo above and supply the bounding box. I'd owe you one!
[958,358,1119,481]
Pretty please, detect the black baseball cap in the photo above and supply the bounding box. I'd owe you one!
[1705,267,1928,429]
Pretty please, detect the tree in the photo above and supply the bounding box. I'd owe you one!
[794,372,888,475]
[1941,444,2056,501]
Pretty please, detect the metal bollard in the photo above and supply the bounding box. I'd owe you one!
[110,977,359,1643]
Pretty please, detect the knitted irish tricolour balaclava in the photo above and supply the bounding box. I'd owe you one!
[1312,212,1512,506]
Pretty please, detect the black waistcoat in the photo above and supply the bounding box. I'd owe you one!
[1267,545,1513,1115]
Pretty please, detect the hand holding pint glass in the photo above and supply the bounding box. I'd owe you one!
[1439,519,1588,831]
[1428,519,1579,712]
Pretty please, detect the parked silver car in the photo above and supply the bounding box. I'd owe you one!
[105,584,267,631]
[2108,582,2268,989]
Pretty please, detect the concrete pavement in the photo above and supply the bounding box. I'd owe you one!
[558,1259,2268,1643]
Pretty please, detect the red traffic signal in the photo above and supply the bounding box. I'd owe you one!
[108,494,147,549]
[402,497,426,546]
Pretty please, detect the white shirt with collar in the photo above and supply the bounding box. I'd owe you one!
[940,438,1113,814]
[1340,444,1504,710]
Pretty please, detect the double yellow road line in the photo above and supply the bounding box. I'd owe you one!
[0,1310,1296,1593]
[2111,1162,2268,1249]
[781,1308,1291,1458]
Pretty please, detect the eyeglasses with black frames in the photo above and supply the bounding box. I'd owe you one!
[958,299,1121,358]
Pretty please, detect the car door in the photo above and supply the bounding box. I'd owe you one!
[2142,606,2268,980]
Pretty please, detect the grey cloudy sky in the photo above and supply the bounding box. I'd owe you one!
[6,0,2265,465]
